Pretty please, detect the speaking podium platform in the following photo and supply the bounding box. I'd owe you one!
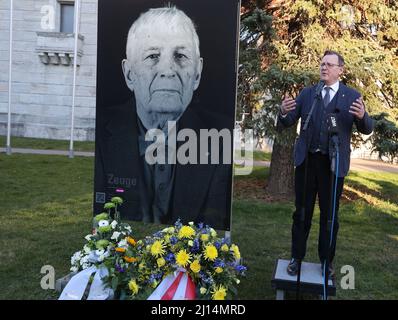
[271,259,336,300]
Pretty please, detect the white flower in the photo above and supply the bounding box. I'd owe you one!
[210,228,217,237]
[70,266,79,273]
[98,220,109,227]
[118,239,127,248]
[80,255,89,266]
[95,249,105,256]
[71,251,82,265]
[111,231,121,240]
[188,240,194,247]
[111,220,118,229]
[125,226,132,232]
[84,234,93,241]
[162,227,175,234]
[81,263,90,270]
[188,221,194,226]
[83,245,91,254]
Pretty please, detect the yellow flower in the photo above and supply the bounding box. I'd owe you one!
[231,244,241,260]
[127,237,136,246]
[200,234,209,242]
[178,226,196,239]
[203,244,218,261]
[190,260,201,273]
[215,267,223,274]
[176,249,192,267]
[221,244,229,252]
[200,287,207,295]
[150,240,166,257]
[211,285,227,300]
[151,280,159,289]
[157,257,166,268]
[115,247,126,253]
[128,279,140,295]
[139,262,146,270]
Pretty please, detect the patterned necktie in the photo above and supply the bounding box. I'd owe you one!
[323,87,331,107]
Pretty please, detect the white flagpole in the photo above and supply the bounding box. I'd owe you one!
[69,0,81,158]
[6,0,14,155]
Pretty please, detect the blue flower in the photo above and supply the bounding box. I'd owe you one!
[153,231,163,238]
[235,265,247,274]
[213,259,226,268]
[190,239,200,253]
[165,253,175,263]
[199,271,213,284]
[149,274,156,283]
[170,236,178,245]
[174,219,183,228]
[198,222,204,230]
[214,241,222,249]
[115,264,125,273]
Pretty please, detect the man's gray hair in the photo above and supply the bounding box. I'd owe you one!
[126,6,200,60]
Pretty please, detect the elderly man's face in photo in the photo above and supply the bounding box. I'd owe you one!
[123,17,203,129]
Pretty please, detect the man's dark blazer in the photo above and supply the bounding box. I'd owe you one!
[279,82,374,177]
[94,97,232,230]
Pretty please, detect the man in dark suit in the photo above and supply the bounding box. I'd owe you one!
[94,6,232,230]
[278,50,374,277]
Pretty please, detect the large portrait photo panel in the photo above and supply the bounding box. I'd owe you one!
[94,0,240,230]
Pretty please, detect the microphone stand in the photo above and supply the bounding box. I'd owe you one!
[324,134,339,300]
[295,83,323,299]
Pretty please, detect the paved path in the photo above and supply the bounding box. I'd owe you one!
[254,159,398,174]
[0,147,94,157]
[1,148,397,173]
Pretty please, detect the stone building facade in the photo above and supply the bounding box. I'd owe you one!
[0,0,97,141]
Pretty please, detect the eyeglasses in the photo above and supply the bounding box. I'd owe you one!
[320,62,341,68]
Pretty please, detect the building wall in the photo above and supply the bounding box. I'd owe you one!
[0,0,97,141]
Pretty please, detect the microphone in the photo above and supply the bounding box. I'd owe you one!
[327,113,339,136]
[327,113,339,173]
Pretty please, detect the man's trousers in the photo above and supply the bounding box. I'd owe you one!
[291,152,345,263]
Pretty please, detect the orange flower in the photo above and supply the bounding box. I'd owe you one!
[124,256,137,263]
[127,237,136,246]
[115,247,126,253]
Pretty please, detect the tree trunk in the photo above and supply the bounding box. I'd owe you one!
[265,126,296,199]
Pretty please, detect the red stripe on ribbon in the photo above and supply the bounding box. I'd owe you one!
[161,272,184,300]
[184,274,196,300]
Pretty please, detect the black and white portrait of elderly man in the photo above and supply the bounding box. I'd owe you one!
[94,3,239,230]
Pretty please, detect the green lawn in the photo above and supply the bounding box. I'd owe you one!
[0,136,95,152]
[0,154,397,299]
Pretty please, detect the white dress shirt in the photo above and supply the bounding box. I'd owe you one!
[322,81,339,102]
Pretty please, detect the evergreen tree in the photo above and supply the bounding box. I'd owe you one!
[239,0,398,197]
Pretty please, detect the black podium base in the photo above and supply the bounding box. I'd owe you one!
[271,259,336,299]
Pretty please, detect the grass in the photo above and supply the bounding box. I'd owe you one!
[0,135,95,152]
[0,153,397,299]
[235,150,272,162]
